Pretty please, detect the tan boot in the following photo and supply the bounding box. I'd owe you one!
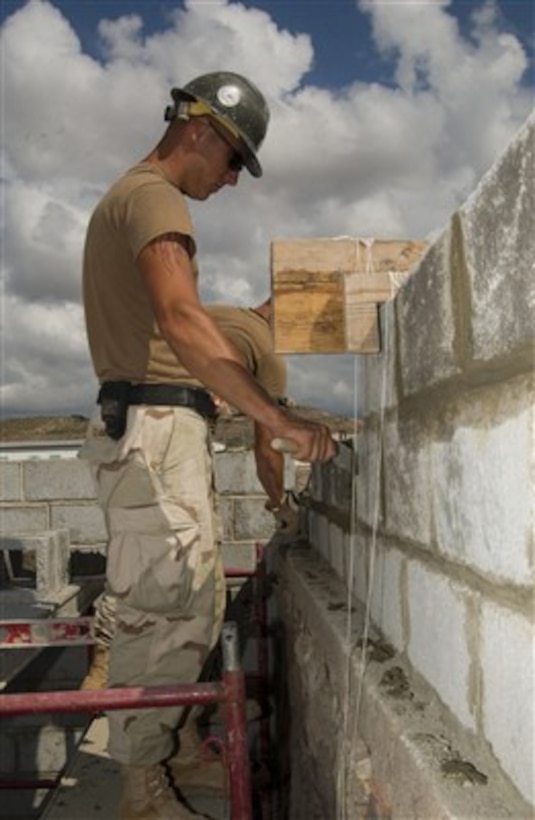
[120,764,199,819]
[80,645,110,690]
[167,719,229,798]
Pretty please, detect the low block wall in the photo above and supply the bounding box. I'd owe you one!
[0,443,295,584]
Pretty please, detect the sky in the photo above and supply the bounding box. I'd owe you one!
[1,0,534,419]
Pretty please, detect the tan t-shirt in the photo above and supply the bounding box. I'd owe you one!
[83,161,201,386]
[206,305,287,399]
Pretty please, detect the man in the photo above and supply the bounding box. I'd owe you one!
[206,298,300,530]
[80,71,335,820]
[81,298,300,801]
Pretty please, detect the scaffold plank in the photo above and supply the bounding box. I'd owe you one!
[0,617,94,648]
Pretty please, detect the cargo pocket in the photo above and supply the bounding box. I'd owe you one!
[106,521,199,615]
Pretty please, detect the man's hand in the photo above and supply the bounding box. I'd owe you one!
[270,414,337,463]
[266,491,302,540]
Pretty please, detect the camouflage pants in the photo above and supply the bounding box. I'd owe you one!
[79,405,225,765]
[91,590,117,648]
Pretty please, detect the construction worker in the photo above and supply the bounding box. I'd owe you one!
[81,299,300,794]
[79,71,336,820]
[206,297,301,533]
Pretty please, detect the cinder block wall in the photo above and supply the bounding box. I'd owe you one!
[279,112,534,818]
[0,445,294,577]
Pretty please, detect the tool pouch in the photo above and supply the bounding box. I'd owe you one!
[97,381,131,441]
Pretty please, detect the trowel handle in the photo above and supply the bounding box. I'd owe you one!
[270,437,300,455]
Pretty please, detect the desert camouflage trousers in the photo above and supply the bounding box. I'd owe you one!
[79,405,225,765]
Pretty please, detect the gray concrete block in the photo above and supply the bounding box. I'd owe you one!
[307,510,330,560]
[383,416,433,545]
[431,378,533,584]
[0,462,21,501]
[368,542,405,653]
[331,461,355,517]
[350,530,371,606]
[234,497,276,541]
[360,304,398,416]
[283,454,296,489]
[51,504,107,544]
[24,459,97,501]
[218,496,234,540]
[222,541,258,573]
[356,426,383,531]
[0,529,69,597]
[460,113,535,362]
[1,505,49,533]
[480,602,534,804]
[398,229,461,396]
[294,462,312,494]
[327,522,347,581]
[407,561,474,731]
[214,450,263,494]
[308,462,323,503]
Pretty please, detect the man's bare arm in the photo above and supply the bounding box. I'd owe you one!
[254,421,285,508]
[137,234,336,462]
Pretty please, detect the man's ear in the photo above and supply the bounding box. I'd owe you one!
[190,116,214,147]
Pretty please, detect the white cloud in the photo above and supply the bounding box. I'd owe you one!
[1,0,532,418]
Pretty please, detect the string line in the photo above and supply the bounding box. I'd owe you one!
[336,239,395,818]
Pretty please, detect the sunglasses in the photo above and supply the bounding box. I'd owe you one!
[209,120,245,173]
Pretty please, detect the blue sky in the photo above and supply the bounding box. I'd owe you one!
[1,0,534,417]
[2,0,534,89]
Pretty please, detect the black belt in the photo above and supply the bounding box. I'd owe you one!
[97,381,217,440]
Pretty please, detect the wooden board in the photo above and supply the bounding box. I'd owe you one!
[344,303,381,353]
[271,270,346,354]
[271,237,427,354]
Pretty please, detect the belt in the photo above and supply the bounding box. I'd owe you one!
[97,381,217,421]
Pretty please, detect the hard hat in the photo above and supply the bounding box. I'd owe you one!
[165,71,270,177]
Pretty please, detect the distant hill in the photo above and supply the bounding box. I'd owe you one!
[0,415,89,442]
[0,408,357,444]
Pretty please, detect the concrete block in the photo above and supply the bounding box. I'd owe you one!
[360,302,398,416]
[460,113,535,362]
[214,450,263,494]
[398,229,460,396]
[431,395,533,584]
[356,426,383,531]
[383,417,433,545]
[308,462,323,503]
[233,497,276,541]
[51,504,108,545]
[480,602,535,805]
[328,522,347,580]
[0,529,69,597]
[308,509,330,559]
[369,543,405,652]
[350,531,370,605]
[0,505,49,533]
[218,496,234,541]
[306,509,322,558]
[327,461,354,519]
[283,455,296,489]
[294,462,311,494]
[0,463,21,501]
[222,541,258,573]
[215,449,295,492]
[407,561,474,730]
[24,459,96,501]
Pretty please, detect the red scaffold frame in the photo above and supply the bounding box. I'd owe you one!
[0,621,252,820]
